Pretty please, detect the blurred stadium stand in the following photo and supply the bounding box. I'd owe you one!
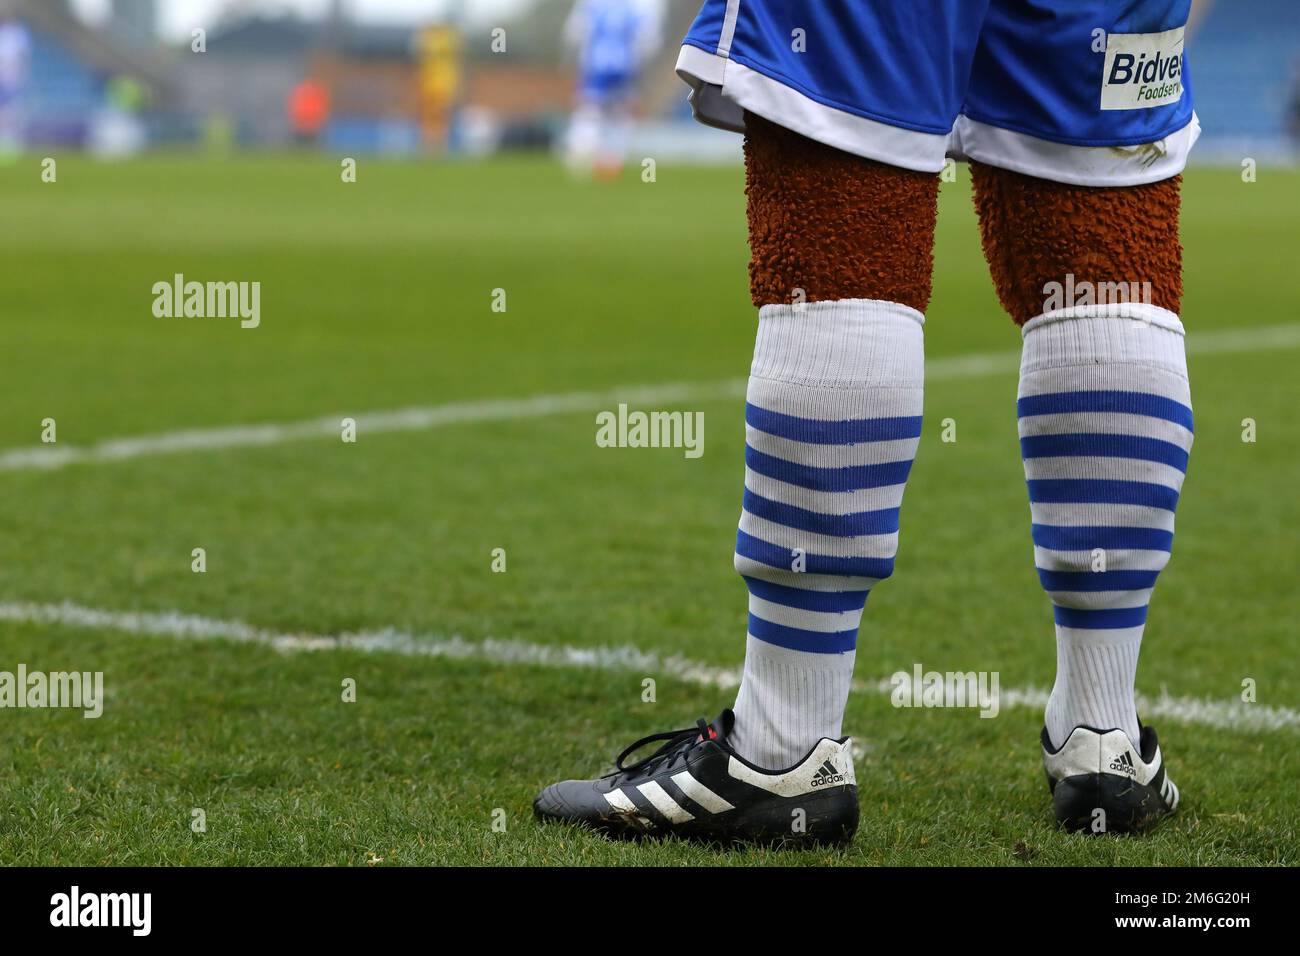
[0,0,1296,160]
[7,0,170,147]
[1187,0,1300,160]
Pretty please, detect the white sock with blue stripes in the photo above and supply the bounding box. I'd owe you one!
[730,299,924,769]
[1017,306,1192,751]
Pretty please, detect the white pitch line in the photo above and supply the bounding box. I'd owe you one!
[1,600,1294,734]
[0,380,745,473]
[2,322,1296,473]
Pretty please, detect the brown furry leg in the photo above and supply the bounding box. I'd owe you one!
[743,112,940,312]
[969,162,1183,326]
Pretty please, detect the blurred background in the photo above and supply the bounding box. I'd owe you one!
[0,0,1296,167]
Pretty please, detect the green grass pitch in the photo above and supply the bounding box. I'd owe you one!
[0,155,1295,866]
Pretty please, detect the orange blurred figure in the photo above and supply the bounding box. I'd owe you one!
[289,79,331,145]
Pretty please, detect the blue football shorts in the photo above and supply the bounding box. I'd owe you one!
[677,0,1198,186]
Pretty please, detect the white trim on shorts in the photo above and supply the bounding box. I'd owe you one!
[676,44,1199,187]
[949,113,1201,187]
[675,44,948,174]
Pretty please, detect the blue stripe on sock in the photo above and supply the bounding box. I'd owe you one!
[1037,569,1161,592]
[1053,605,1150,629]
[747,612,858,654]
[1020,433,1189,471]
[742,489,900,537]
[745,403,923,445]
[1017,390,1193,432]
[1031,524,1174,552]
[745,445,913,492]
[1027,479,1180,511]
[736,530,896,580]
[742,576,869,613]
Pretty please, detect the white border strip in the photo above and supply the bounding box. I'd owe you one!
[2,323,1294,474]
[716,0,741,57]
[676,44,947,173]
[950,113,1202,188]
[1,600,1294,734]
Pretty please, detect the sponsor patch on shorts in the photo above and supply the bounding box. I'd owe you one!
[1100,27,1186,111]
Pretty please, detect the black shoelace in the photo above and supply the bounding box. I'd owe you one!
[614,718,712,776]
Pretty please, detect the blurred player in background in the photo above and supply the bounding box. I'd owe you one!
[417,23,463,154]
[563,0,665,178]
[90,74,149,158]
[0,14,31,158]
[288,77,331,147]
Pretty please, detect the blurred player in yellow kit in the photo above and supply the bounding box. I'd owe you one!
[417,23,463,153]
